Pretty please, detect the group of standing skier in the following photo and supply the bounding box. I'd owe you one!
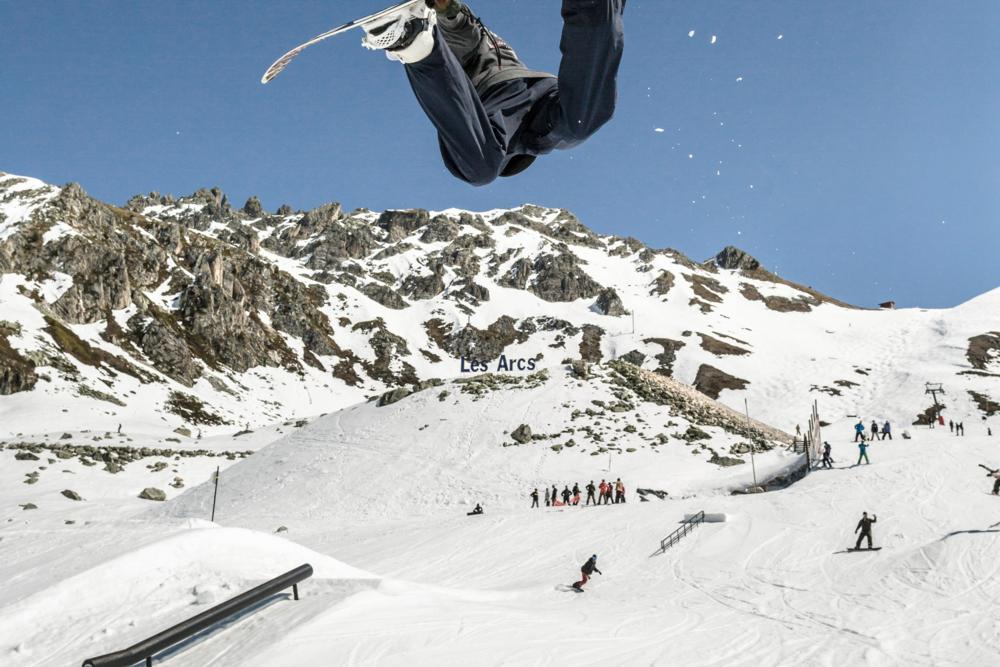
[948,420,966,435]
[530,478,627,508]
[854,419,892,442]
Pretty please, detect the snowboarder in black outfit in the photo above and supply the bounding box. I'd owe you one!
[360,0,626,186]
[585,480,597,505]
[468,503,484,515]
[572,554,602,590]
[821,442,833,469]
[949,420,954,433]
[544,487,550,507]
[881,421,892,440]
[983,466,1000,495]
[854,512,877,550]
[561,486,571,505]
[551,485,558,506]
[531,488,539,508]
[572,483,581,499]
[870,420,880,441]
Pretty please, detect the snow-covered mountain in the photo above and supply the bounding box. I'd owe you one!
[3,170,1000,666]
[2,171,996,442]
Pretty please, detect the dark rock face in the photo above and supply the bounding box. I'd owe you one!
[966,333,1000,370]
[594,288,627,316]
[377,209,430,242]
[426,316,529,362]
[740,283,817,313]
[579,325,604,363]
[712,246,761,271]
[643,338,685,377]
[649,270,675,298]
[693,364,749,399]
[0,328,37,395]
[698,333,750,357]
[529,252,604,302]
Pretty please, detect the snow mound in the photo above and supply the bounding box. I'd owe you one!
[0,522,378,665]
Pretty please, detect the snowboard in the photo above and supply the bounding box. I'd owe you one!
[844,547,882,552]
[261,0,424,84]
[556,584,584,593]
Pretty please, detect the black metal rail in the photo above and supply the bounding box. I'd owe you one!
[657,510,706,553]
[81,563,313,667]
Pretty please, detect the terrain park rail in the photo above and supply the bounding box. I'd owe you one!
[655,510,706,554]
[81,563,313,667]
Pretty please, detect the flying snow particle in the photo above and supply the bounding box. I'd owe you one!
[654,128,665,133]
[777,34,784,40]
[716,170,721,176]
[688,154,694,159]
[688,30,695,38]
[736,76,743,82]
[710,35,717,44]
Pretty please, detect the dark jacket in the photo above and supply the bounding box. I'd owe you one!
[581,557,601,575]
[437,3,554,96]
[856,516,876,534]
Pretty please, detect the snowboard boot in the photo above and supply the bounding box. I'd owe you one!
[362,3,437,64]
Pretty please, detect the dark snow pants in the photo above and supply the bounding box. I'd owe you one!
[993,478,999,495]
[404,0,626,186]
[586,492,596,505]
[855,531,873,550]
[821,455,833,469]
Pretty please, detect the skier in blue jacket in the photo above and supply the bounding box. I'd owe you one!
[854,420,865,442]
[360,0,626,186]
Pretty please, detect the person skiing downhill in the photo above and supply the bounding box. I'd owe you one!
[359,0,626,186]
[572,554,602,590]
[854,512,877,550]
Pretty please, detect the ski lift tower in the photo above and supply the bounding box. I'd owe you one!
[925,382,945,422]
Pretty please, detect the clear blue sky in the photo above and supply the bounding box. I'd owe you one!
[2,1,998,308]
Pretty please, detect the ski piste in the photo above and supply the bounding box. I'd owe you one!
[261,0,423,84]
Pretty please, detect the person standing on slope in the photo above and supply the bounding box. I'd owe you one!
[614,478,626,503]
[854,420,865,442]
[359,0,626,186]
[561,486,572,506]
[531,488,540,508]
[881,420,892,440]
[985,466,1000,495]
[586,480,597,506]
[857,438,870,465]
[821,441,834,469]
[551,484,559,506]
[854,512,877,550]
[870,420,880,441]
[572,554,603,590]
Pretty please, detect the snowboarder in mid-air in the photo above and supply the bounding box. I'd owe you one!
[572,554,602,590]
[359,0,626,186]
[854,512,877,550]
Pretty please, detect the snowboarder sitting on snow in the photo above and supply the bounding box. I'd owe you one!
[360,0,626,186]
[854,511,877,550]
[857,438,870,465]
[821,441,833,469]
[468,503,484,515]
[573,554,602,590]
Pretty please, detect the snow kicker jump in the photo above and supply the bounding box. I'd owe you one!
[261,0,626,186]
